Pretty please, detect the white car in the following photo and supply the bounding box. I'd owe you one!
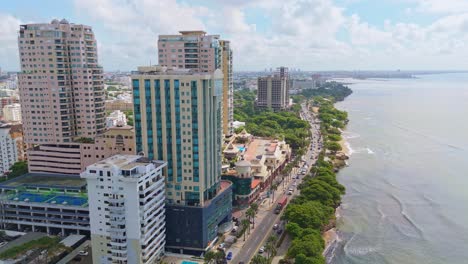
[78,250,89,256]
[259,246,265,253]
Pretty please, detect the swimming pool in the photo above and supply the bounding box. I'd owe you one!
[238,146,246,152]
[181,261,198,264]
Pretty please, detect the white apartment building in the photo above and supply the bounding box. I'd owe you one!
[0,124,18,176]
[3,103,22,122]
[81,155,166,264]
[105,110,127,128]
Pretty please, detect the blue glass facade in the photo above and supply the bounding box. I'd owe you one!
[132,79,142,154]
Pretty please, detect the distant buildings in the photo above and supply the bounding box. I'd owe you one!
[256,67,290,110]
[105,110,127,128]
[158,31,234,135]
[0,97,19,117]
[3,103,21,122]
[81,155,166,264]
[132,66,232,254]
[9,124,26,161]
[105,99,133,112]
[0,124,19,176]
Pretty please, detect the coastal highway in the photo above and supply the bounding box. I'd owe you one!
[231,102,322,264]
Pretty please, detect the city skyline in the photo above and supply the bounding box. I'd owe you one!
[2,0,468,71]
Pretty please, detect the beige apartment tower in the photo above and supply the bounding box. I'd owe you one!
[17,20,128,174]
[158,31,234,135]
[256,66,290,110]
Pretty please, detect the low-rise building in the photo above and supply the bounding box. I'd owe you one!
[28,126,136,175]
[222,135,290,207]
[81,155,166,264]
[0,173,90,235]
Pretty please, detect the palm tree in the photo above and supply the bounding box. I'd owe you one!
[265,235,278,260]
[204,251,216,264]
[270,182,279,204]
[241,219,250,241]
[246,208,255,229]
[250,202,259,212]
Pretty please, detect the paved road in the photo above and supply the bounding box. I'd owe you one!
[231,102,322,264]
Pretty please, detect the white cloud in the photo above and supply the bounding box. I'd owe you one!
[3,0,468,70]
[412,0,468,14]
[0,14,21,71]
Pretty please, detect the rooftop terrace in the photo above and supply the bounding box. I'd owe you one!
[0,173,86,190]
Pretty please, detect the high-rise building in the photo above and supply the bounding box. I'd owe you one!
[81,155,167,264]
[17,20,111,174]
[18,19,105,144]
[256,66,290,110]
[132,66,232,254]
[3,103,22,122]
[0,124,19,176]
[158,31,234,135]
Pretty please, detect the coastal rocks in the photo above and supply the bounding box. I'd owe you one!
[335,151,349,161]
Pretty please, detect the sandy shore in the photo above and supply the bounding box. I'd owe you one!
[323,228,337,246]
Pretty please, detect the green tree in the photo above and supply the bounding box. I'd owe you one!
[265,235,278,260]
[7,161,28,179]
[284,201,333,230]
[285,222,303,239]
[287,232,324,260]
[241,219,250,241]
[251,254,269,264]
[250,202,259,213]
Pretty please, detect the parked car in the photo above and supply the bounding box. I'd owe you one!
[226,252,233,260]
[0,242,7,248]
[273,224,279,230]
[78,250,89,256]
[277,228,283,235]
[259,247,265,253]
[287,191,293,195]
[218,243,226,251]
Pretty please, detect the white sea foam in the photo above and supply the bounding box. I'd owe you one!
[346,142,354,155]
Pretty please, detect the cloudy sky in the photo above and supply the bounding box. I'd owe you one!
[2,0,468,71]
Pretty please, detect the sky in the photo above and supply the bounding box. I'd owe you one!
[2,0,468,71]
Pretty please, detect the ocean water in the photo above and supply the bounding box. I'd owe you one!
[329,73,468,264]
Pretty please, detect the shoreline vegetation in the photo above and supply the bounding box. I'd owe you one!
[231,82,352,264]
[281,83,352,264]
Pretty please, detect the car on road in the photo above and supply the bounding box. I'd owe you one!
[218,243,226,251]
[277,228,283,235]
[226,252,233,260]
[273,224,279,230]
[78,250,89,256]
[287,190,293,195]
[259,247,265,253]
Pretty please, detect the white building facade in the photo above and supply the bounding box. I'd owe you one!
[0,124,18,176]
[3,104,22,122]
[105,110,127,128]
[81,155,166,264]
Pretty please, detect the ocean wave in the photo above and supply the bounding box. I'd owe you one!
[388,193,425,239]
[346,142,354,155]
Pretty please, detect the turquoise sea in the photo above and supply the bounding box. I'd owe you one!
[329,73,468,264]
